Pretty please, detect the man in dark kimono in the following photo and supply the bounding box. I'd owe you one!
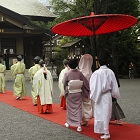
[62,59,90,132]
[106,49,125,125]
[129,62,135,79]
[3,49,9,70]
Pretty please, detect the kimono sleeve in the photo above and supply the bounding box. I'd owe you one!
[28,67,33,82]
[111,73,120,99]
[47,70,53,95]
[23,63,26,76]
[3,65,6,76]
[58,69,65,97]
[81,73,90,99]
[90,72,102,103]
[10,64,16,78]
[62,72,69,97]
[32,72,41,97]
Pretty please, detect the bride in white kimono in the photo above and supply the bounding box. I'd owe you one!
[78,54,94,126]
[90,49,120,140]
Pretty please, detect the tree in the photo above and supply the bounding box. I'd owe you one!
[48,0,140,75]
[47,0,94,29]
[99,0,140,75]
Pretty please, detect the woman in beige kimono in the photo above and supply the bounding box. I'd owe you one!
[10,55,26,100]
[58,59,69,109]
[28,56,41,106]
[32,60,53,114]
[63,59,90,132]
[79,54,93,126]
[0,60,6,93]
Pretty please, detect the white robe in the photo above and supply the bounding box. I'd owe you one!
[90,65,120,134]
[58,67,69,97]
[79,54,93,122]
[33,68,53,105]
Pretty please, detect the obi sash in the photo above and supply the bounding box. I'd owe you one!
[16,74,23,76]
[0,73,4,76]
[68,80,83,93]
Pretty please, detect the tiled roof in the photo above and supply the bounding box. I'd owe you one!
[0,0,56,17]
[61,39,81,48]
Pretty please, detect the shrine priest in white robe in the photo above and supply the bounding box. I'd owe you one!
[90,48,120,140]
[33,60,53,114]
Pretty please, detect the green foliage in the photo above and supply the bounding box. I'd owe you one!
[49,0,140,75]
[53,46,69,61]
[32,21,48,29]
[99,0,140,75]
[60,36,77,45]
[48,0,95,29]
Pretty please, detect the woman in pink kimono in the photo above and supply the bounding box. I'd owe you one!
[62,59,90,132]
[79,54,93,126]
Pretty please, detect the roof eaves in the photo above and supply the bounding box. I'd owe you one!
[61,39,81,48]
[0,5,29,25]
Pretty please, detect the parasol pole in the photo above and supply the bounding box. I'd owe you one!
[91,12,99,69]
[93,33,98,69]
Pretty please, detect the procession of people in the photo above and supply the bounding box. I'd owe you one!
[0,49,126,140]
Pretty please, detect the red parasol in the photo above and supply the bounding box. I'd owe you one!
[52,12,137,67]
[52,12,137,36]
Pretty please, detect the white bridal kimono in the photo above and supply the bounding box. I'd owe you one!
[79,54,93,122]
[90,65,120,134]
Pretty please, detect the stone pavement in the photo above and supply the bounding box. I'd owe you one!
[1,72,140,140]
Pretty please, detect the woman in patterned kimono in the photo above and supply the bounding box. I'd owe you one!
[32,60,53,114]
[28,56,41,106]
[0,60,6,93]
[78,54,93,126]
[90,49,120,140]
[10,55,26,100]
[62,59,90,132]
[58,59,69,110]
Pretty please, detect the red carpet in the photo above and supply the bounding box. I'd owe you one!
[0,90,140,140]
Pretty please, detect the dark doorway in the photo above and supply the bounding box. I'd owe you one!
[23,36,43,68]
